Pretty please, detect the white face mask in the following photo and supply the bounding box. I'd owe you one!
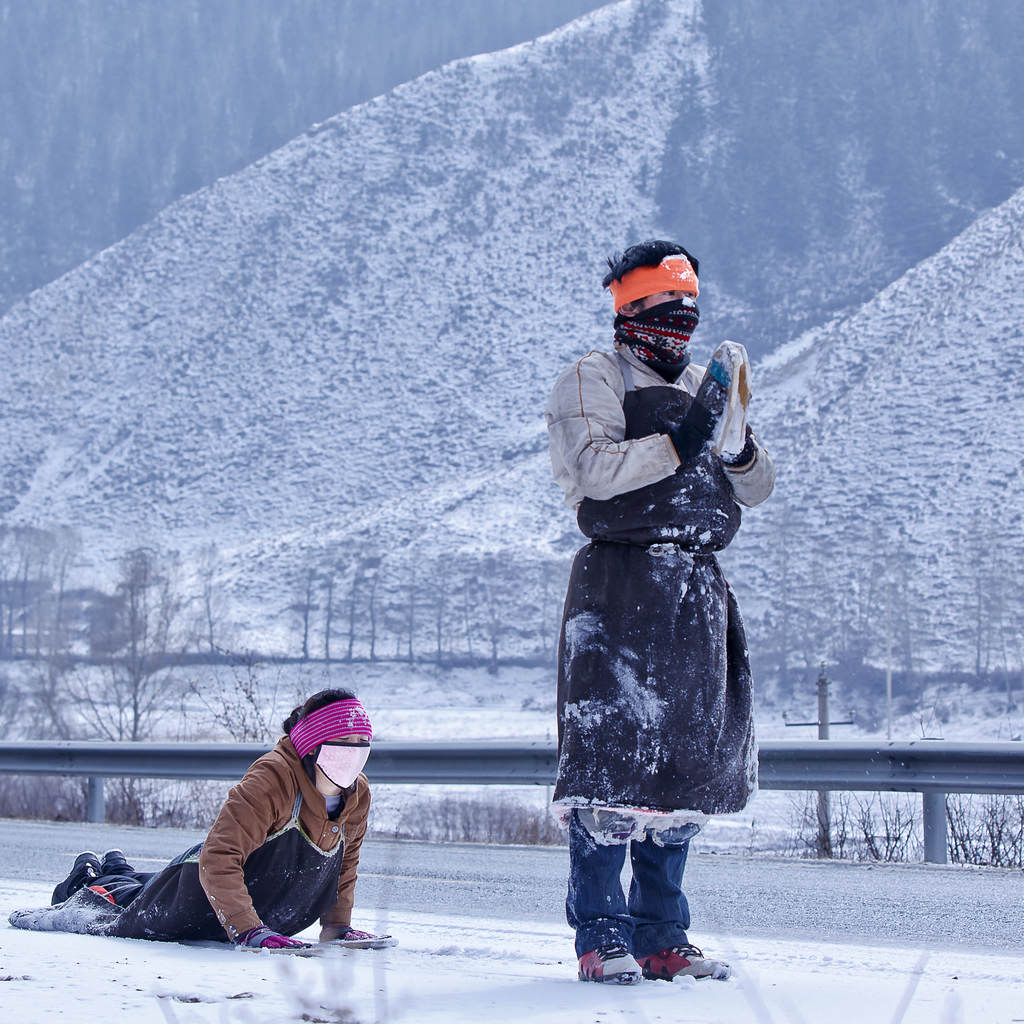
[316,743,370,788]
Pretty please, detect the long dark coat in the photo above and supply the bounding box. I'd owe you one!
[553,375,757,815]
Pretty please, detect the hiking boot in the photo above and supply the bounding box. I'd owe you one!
[100,849,134,875]
[638,943,731,981]
[51,851,101,904]
[578,944,643,984]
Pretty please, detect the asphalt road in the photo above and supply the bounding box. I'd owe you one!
[2,817,1021,952]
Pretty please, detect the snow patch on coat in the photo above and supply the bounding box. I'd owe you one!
[9,887,121,935]
[609,654,667,735]
[645,545,695,595]
[562,699,608,730]
[562,610,605,661]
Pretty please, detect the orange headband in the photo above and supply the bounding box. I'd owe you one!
[608,254,699,312]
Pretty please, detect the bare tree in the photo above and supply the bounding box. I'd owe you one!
[0,525,58,656]
[426,556,450,664]
[190,542,230,655]
[405,563,416,663]
[287,568,317,661]
[459,572,477,661]
[23,659,74,739]
[187,649,279,742]
[0,667,24,733]
[479,555,513,675]
[69,546,184,741]
[2,525,79,661]
[963,512,1001,683]
[537,559,567,666]
[321,567,336,662]
[366,559,381,661]
[344,553,381,661]
[381,559,419,664]
[46,526,80,659]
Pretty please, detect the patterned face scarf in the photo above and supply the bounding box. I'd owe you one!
[614,297,700,381]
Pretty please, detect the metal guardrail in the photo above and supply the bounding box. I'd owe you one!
[0,740,559,784]
[2,739,1023,864]
[756,740,1024,795]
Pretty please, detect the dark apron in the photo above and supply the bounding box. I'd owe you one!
[553,356,756,815]
[11,791,346,941]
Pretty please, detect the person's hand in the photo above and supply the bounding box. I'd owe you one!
[320,925,378,942]
[237,925,311,949]
[666,352,731,462]
[319,925,396,947]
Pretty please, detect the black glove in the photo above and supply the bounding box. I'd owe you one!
[667,401,715,461]
[667,357,731,462]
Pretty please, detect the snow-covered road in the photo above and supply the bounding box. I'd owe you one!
[3,817,1023,950]
[1,876,1022,1024]
[2,818,1023,1022]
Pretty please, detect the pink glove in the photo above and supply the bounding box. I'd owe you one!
[319,924,396,947]
[237,925,310,949]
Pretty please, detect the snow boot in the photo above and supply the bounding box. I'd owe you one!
[100,849,134,875]
[51,851,101,905]
[638,944,731,981]
[578,945,643,985]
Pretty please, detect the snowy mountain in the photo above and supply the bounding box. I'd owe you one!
[0,0,1022,670]
[3,0,706,649]
[723,186,1024,680]
[0,0,609,315]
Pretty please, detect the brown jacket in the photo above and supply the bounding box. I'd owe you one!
[198,736,370,940]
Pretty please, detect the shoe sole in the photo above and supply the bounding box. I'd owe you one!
[578,971,643,985]
[642,965,732,982]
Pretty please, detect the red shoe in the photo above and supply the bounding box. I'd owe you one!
[638,944,731,981]
[578,945,643,985]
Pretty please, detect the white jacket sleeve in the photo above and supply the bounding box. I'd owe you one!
[545,351,680,505]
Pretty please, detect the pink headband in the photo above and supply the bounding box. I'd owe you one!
[288,699,373,758]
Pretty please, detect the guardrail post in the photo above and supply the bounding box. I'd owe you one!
[922,791,947,864]
[87,776,105,823]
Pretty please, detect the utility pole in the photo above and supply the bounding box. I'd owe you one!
[782,665,855,858]
[816,669,831,856]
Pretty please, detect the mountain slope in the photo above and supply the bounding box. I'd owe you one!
[0,0,708,635]
[1,0,1022,671]
[0,0,609,315]
[723,185,1024,677]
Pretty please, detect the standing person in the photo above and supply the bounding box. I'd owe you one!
[12,689,389,949]
[545,240,774,984]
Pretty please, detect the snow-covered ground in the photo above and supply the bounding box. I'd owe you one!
[3,659,1023,1020]
[1,876,1021,1024]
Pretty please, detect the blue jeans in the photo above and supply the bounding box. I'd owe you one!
[566,809,691,959]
